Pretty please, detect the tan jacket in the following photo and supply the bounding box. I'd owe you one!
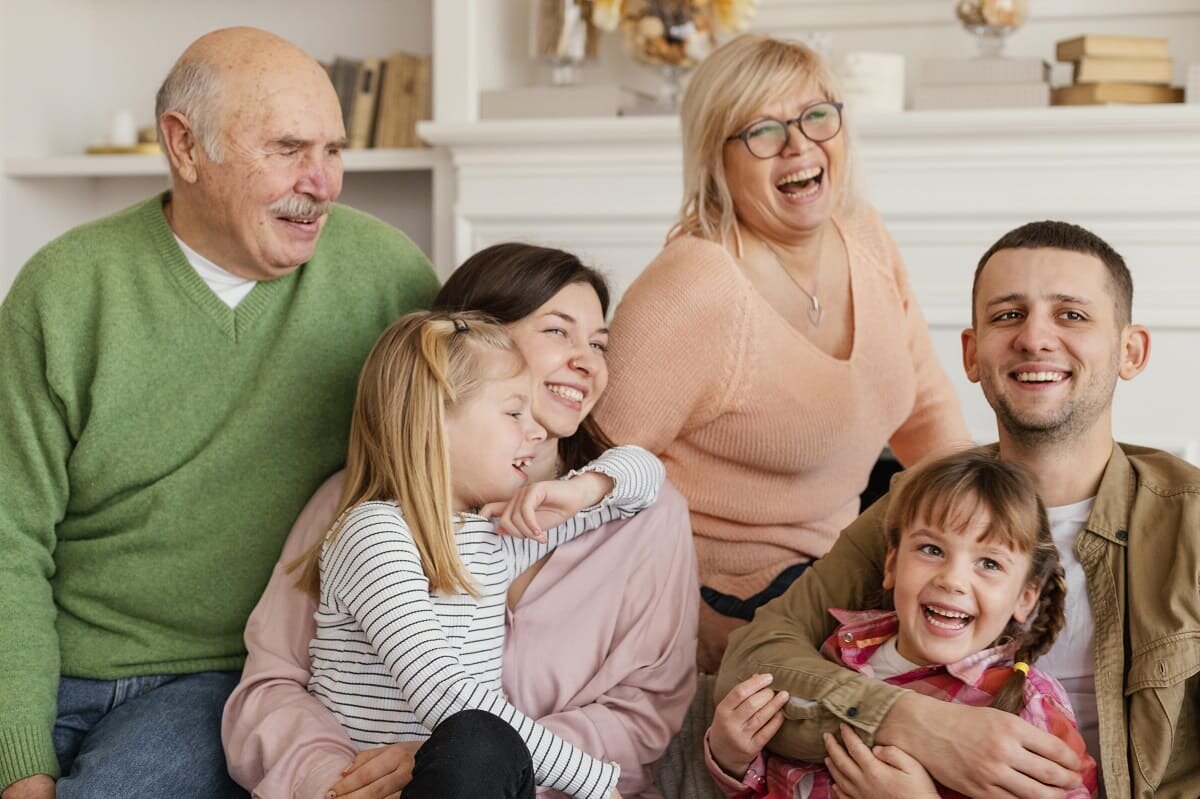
[718,443,1200,798]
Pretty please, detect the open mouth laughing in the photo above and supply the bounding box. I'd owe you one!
[512,454,534,479]
[922,603,973,631]
[776,167,824,200]
[1010,364,1071,388]
[546,382,586,410]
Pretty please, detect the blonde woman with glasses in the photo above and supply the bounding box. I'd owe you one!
[594,34,970,682]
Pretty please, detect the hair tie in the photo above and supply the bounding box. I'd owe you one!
[1012,661,1030,676]
[453,318,469,333]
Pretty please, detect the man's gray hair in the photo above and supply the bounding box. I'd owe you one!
[155,57,225,163]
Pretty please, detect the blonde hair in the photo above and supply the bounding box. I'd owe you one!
[884,447,1066,716]
[293,310,524,598]
[677,34,861,245]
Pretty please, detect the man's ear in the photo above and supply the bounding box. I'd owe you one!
[1012,580,1040,624]
[882,548,897,591]
[962,327,980,383]
[159,112,201,184]
[1118,324,1151,381]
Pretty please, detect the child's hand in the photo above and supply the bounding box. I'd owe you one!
[481,472,614,541]
[825,724,938,799]
[708,672,790,779]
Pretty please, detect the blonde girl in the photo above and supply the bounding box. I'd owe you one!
[706,447,1097,798]
[296,310,663,799]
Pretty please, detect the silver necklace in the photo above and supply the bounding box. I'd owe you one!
[759,238,823,326]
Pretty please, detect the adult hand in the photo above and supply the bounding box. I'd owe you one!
[708,672,790,779]
[2,775,54,799]
[327,742,419,798]
[481,472,613,541]
[877,693,1081,799]
[825,724,937,799]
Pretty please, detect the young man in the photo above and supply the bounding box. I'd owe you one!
[717,220,1199,799]
[0,28,438,799]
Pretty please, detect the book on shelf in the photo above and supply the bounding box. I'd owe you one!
[1073,56,1172,85]
[912,82,1049,110]
[1056,35,1169,62]
[347,56,383,149]
[1052,82,1184,105]
[330,57,362,133]
[374,52,431,148]
[919,57,1048,86]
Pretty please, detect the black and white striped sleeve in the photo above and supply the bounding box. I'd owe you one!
[323,507,620,799]
[504,445,666,575]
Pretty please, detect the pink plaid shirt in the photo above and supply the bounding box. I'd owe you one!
[706,609,1097,799]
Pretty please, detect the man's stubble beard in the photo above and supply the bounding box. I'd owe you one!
[983,359,1120,449]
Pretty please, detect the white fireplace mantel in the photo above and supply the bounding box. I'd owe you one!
[420,105,1200,461]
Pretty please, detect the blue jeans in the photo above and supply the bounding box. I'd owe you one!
[52,671,248,799]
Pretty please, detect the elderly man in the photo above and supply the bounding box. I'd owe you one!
[717,220,1199,799]
[0,28,437,799]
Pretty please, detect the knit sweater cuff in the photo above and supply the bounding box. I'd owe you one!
[0,724,59,790]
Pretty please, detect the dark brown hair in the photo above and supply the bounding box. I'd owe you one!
[972,220,1133,326]
[885,447,1066,715]
[433,243,614,470]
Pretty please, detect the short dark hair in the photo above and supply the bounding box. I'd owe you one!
[972,220,1133,326]
[432,242,614,469]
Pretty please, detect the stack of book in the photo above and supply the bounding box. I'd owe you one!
[1052,36,1183,105]
[912,57,1050,110]
[324,52,432,149]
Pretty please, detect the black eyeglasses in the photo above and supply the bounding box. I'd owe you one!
[726,101,844,159]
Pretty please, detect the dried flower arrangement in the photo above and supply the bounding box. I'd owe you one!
[592,0,756,68]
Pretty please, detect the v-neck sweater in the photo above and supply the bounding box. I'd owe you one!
[593,203,968,667]
[0,192,438,785]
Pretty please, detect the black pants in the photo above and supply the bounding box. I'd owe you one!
[404,710,536,799]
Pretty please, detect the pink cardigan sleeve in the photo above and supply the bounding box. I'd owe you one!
[221,473,353,799]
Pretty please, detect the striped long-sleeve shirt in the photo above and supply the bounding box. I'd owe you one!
[309,445,664,799]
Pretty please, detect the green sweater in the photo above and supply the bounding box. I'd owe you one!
[0,193,439,786]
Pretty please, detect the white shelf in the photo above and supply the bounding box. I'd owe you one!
[4,147,439,178]
[421,103,1200,146]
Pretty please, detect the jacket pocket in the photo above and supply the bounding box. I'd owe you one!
[1124,633,1200,792]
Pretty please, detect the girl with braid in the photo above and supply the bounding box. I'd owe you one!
[705,447,1097,798]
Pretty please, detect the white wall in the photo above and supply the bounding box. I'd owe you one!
[425,0,1200,464]
[425,106,1200,462]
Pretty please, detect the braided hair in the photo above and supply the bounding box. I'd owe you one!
[989,534,1067,714]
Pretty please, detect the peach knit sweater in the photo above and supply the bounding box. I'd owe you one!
[593,204,969,670]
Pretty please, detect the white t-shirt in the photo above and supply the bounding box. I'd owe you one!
[867,635,922,680]
[1039,497,1102,795]
[174,235,256,308]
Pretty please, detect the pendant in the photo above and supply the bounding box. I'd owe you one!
[808,296,823,326]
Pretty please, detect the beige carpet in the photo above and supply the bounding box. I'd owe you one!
[654,673,723,799]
